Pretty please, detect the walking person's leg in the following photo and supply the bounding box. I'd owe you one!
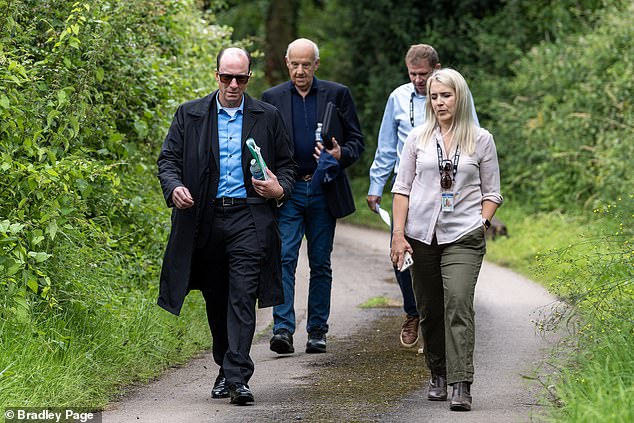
[409,236,448,400]
[304,186,336,353]
[222,205,262,404]
[440,227,486,411]
[270,182,307,354]
[392,192,420,347]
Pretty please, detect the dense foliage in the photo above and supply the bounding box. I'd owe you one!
[491,1,633,210]
[0,0,229,407]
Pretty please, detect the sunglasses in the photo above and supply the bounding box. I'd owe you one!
[217,73,250,85]
[440,160,453,190]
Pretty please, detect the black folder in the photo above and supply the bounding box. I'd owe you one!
[321,101,344,150]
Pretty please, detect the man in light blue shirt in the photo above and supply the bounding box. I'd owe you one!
[216,97,247,197]
[157,47,297,405]
[367,44,478,349]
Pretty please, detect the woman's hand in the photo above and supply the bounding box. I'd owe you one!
[390,231,413,270]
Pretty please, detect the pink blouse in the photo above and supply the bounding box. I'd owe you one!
[392,126,503,245]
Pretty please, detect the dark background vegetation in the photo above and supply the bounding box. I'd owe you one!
[1,0,631,419]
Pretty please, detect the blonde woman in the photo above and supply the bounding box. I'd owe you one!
[390,68,503,411]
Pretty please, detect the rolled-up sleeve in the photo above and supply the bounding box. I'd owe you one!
[478,131,503,205]
[392,128,419,196]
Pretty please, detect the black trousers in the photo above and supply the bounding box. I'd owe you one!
[193,203,260,386]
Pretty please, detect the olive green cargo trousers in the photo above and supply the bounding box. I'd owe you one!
[408,227,486,385]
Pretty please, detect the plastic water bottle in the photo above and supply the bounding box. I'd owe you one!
[250,159,264,180]
[315,122,323,145]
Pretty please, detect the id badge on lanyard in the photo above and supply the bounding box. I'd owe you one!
[441,192,455,212]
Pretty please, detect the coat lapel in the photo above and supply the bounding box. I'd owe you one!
[276,82,294,142]
[316,78,327,123]
[241,94,264,170]
[193,92,218,181]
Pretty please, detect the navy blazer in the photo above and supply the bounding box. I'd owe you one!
[262,78,364,218]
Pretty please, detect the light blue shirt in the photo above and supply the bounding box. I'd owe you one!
[216,96,247,198]
[368,82,479,197]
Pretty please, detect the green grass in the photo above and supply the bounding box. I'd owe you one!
[0,292,209,411]
[358,296,401,309]
[0,229,211,413]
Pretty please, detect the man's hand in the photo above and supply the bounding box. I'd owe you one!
[313,137,341,161]
[367,195,381,212]
[172,186,194,209]
[252,168,284,199]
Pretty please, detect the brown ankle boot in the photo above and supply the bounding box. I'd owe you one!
[427,373,447,401]
[450,381,472,411]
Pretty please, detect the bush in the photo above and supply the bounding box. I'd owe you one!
[0,0,230,408]
[534,194,633,422]
[489,2,633,211]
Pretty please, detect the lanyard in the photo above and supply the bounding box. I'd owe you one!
[436,141,460,183]
[409,92,415,127]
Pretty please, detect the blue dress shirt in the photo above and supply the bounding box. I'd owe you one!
[216,96,247,198]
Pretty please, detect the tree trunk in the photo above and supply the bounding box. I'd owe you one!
[264,0,299,86]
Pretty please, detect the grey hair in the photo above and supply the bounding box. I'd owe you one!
[285,38,320,60]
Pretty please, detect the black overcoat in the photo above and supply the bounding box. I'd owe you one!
[157,92,297,315]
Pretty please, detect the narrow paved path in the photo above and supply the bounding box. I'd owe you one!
[100,223,558,422]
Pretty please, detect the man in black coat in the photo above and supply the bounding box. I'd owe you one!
[261,38,364,355]
[157,47,297,405]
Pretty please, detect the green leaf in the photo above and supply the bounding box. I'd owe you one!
[0,94,9,109]
[47,109,61,127]
[31,235,45,247]
[27,277,39,294]
[47,220,59,240]
[8,223,24,234]
[28,251,52,263]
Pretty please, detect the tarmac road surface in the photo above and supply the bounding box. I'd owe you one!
[100,223,559,422]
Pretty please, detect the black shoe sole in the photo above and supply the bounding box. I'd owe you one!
[212,391,230,399]
[230,395,255,405]
[427,394,448,401]
[450,401,471,411]
[305,345,326,353]
[270,339,294,354]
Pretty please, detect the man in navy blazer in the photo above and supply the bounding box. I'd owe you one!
[261,38,364,355]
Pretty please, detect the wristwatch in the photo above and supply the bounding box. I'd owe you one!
[482,218,491,230]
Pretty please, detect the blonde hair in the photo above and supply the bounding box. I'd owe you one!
[417,68,477,155]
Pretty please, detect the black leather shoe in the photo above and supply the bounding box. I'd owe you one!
[270,329,294,354]
[229,382,255,405]
[450,382,472,411]
[211,373,229,399]
[427,373,448,401]
[306,330,327,353]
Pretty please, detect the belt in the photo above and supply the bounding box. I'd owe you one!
[297,174,313,181]
[214,197,267,207]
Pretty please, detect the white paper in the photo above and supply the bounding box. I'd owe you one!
[375,204,391,226]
